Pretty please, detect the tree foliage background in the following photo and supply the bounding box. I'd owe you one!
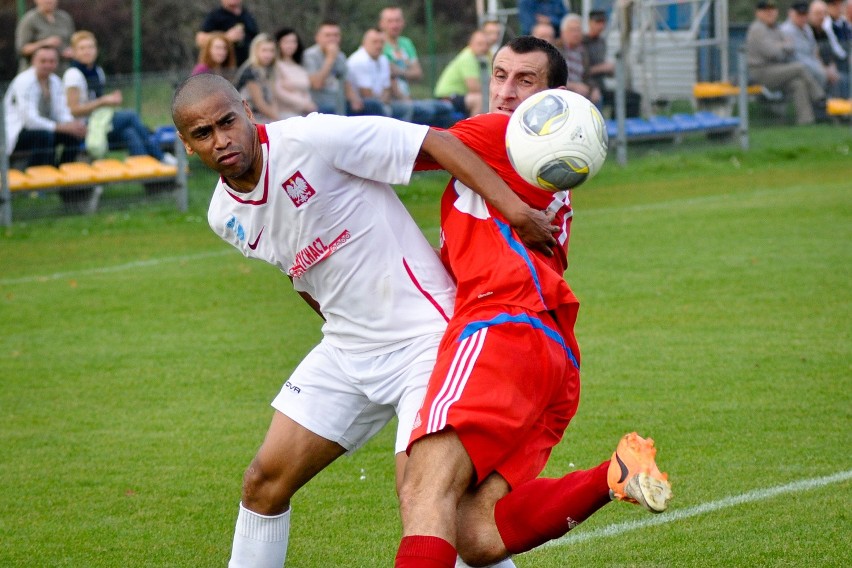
[0,0,771,83]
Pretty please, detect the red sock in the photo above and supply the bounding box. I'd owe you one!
[394,535,457,568]
[494,462,611,554]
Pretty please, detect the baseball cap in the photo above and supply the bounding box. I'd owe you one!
[791,1,809,13]
[755,0,777,9]
[589,10,608,21]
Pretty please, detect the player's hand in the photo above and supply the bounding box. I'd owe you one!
[509,206,558,257]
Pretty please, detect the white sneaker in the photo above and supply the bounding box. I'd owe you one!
[160,152,178,166]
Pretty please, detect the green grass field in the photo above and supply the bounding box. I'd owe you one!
[1,125,850,567]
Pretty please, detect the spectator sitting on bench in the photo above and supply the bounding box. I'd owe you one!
[379,5,455,127]
[558,14,601,106]
[823,0,851,96]
[781,1,837,90]
[584,9,642,118]
[302,20,359,115]
[193,32,237,82]
[345,28,399,118]
[531,21,558,46]
[434,29,490,117]
[746,0,825,125]
[272,27,317,119]
[63,31,176,165]
[233,33,279,124]
[4,45,86,168]
[809,0,847,97]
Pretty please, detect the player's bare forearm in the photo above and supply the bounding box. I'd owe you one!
[420,129,557,256]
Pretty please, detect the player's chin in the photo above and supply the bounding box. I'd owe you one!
[216,153,248,175]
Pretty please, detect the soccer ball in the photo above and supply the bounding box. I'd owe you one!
[505,89,608,191]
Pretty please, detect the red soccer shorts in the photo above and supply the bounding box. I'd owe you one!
[408,305,580,488]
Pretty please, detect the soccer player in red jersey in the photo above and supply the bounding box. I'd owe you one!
[395,36,673,568]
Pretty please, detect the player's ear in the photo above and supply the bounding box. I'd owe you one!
[243,100,255,121]
[177,132,195,156]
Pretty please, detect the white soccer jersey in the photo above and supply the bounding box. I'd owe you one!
[208,114,455,353]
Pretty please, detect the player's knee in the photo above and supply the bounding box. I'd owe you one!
[456,524,508,566]
[241,458,292,514]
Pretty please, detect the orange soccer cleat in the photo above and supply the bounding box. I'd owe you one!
[608,432,673,513]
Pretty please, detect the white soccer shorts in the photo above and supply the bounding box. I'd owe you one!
[271,333,442,454]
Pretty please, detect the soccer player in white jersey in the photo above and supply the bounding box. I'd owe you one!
[171,73,557,568]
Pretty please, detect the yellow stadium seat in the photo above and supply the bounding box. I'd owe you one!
[58,162,101,185]
[123,155,177,178]
[827,98,852,116]
[7,169,31,191]
[25,165,65,188]
[693,82,763,99]
[91,158,131,181]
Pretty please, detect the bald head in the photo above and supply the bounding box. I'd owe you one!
[171,73,243,130]
[171,73,261,188]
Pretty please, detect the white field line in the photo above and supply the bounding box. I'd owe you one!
[0,249,231,286]
[543,469,852,549]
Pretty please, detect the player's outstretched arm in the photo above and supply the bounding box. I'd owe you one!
[420,129,558,257]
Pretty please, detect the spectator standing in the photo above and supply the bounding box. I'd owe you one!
[192,32,237,80]
[15,0,76,72]
[303,20,360,115]
[346,28,404,119]
[379,6,455,127]
[63,31,174,164]
[746,0,825,125]
[558,14,601,105]
[583,9,642,117]
[4,45,86,168]
[518,0,567,37]
[233,33,279,124]
[781,1,834,89]
[196,0,258,66]
[272,28,318,119]
[434,30,491,117]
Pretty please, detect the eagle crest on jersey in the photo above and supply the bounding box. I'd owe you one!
[283,172,316,207]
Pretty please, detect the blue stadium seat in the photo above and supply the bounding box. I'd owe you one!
[693,111,740,129]
[671,114,704,132]
[647,116,683,135]
[150,125,178,149]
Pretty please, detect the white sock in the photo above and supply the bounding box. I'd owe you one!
[228,502,291,568]
[455,557,517,568]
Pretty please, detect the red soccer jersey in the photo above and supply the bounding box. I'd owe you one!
[420,113,579,329]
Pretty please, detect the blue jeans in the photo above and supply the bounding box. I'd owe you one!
[410,99,458,128]
[15,129,83,166]
[108,110,163,159]
[346,98,389,117]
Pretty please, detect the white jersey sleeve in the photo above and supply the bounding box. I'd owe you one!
[295,114,425,187]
